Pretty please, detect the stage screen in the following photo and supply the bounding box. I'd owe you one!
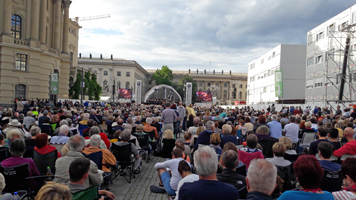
[196,91,212,102]
[118,89,132,99]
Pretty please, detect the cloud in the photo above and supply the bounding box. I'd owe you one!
[70,0,356,72]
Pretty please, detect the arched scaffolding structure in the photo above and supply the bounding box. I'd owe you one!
[144,84,182,102]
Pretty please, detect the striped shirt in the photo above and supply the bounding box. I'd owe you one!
[332,190,356,200]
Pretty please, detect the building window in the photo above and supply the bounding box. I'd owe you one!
[149,80,152,84]
[239,92,242,99]
[223,90,227,99]
[93,70,97,73]
[239,84,243,88]
[224,83,227,87]
[307,57,314,67]
[15,54,27,71]
[316,31,324,41]
[215,83,219,87]
[117,71,121,76]
[315,82,323,88]
[11,15,21,39]
[207,83,211,87]
[272,52,275,58]
[15,84,26,99]
[103,71,108,76]
[315,55,323,64]
[126,72,130,77]
[126,81,130,89]
[198,82,202,87]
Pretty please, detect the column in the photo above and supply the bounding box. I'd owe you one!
[3,0,12,36]
[30,0,40,40]
[62,0,71,53]
[53,0,62,49]
[39,0,47,43]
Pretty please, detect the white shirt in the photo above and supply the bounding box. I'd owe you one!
[284,123,299,143]
[332,190,356,200]
[175,174,199,200]
[188,126,198,136]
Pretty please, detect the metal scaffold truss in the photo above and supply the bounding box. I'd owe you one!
[325,23,356,110]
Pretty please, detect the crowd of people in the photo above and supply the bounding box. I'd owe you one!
[0,99,355,199]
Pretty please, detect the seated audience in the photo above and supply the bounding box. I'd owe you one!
[55,134,103,188]
[35,133,62,158]
[175,160,199,200]
[24,125,41,157]
[209,133,222,156]
[0,173,13,200]
[50,125,70,144]
[278,155,334,200]
[155,129,176,158]
[217,150,246,197]
[110,130,121,143]
[143,117,159,139]
[244,159,277,200]
[279,136,297,155]
[309,128,332,155]
[334,127,356,157]
[328,128,341,150]
[219,142,244,170]
[35,182,71,200]
[332,158,356,199]
[318,142,341,172]
[238,134,264,168]
[178,146,239,199]
[266,142,291,167]
[5,129,23,147]
[189,126,204,147]
[175,138,191,162]
[67,158,114,199]
[194,121,215,150]
[220,124,238,148]
[152,148,186,196]
[184,132,192,146]
[82,134,116,172]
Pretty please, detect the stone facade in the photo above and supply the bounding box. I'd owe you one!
[0,0,79,105]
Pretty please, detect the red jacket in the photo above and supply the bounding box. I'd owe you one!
[333,140,356,157]
[238,150,264,168]
[34,145,62,158]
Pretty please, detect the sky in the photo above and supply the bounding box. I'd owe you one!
[69,0,356,73]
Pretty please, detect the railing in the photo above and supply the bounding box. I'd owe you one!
[13,38,29,46]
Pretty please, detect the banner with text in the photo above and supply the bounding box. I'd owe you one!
[50,73,59,94]
[186,82,192,105]
[135,80,142,104]
[275,70,283,98]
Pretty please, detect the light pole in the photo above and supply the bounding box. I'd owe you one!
[80,67,84,106]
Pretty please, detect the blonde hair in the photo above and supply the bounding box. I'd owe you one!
[35,182,71,200]
[222,124,232,135]
[196,126,205,136]
[210,133,221,145]
[272,142,286,157]
[163,129,174,139]
[136,124,144,132]
[305,121,312,128]
[279,136,292,149]
[0,173,5,192]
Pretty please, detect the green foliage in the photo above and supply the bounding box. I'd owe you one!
[173,75,197,103]
[69,71,102,100]
[151,65,173,85]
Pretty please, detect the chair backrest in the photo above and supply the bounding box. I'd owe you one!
[134,134,149,148]
[0,147,10,162]
[83,151,103,170]
[341,154,356,161]
[276,165,293,192]
[0,163,30,193]
[72,186,98,200]
[301,132,316,146]
[69,129,78,137]
[78,124,89,136]
[315,153,339,162]
[41,125,52,136]
[147,131,156,141]
[128,138,136,145]
[236,145,243,150]
[321,168,343,192]
[33,150,57,175]
[111,143,132,162]
[235,164,247,176]
[284,153,301,163]
[131,126,136,134]
[50,143,65,154]
[99,124,107,131]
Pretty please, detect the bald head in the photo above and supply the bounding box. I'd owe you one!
[344,127,354,138]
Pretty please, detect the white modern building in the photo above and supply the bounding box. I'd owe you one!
[247,44,306,105]
[305,4,356,109]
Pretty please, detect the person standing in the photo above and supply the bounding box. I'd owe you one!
[177,102,186,129]
[161,103,177,133]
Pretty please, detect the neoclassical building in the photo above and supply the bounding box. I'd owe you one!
[0,0,79,105]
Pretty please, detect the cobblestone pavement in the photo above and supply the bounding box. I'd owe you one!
[110,155,170,200]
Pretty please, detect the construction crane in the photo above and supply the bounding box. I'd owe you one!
[71,14,110,23]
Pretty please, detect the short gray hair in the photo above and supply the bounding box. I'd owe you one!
[121,129,131,142]
[66,118,72,125]
[146,117,152,124]
[9,139,26,157]
[222,124,232,135]
[247,159,277,194]
[205,121,214,130]
[59,119,69,127]
[125,124,132,131]
[271,114,277,121]
[193,146,218,177]
[59,125,69,135]
[90,134,101,147]
[256,125,270,135]
[68,135,85,152]
[29,126,41,137]
[222,150,238,169]
[83,113,90,119]
[6,129,23,140]
[193,117,200,125]
[89,126,100,136]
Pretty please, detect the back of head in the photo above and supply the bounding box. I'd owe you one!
[344,127,354,138]
[178,160,191,175]
[193,117,200,125]
[272,142,286,157]
[222,124,232,135]
[318,127,328,137]
[256,125,269,135]
[172,147,183,158]
[35,182,71,200]
[0,173,5,193]
[87,119,94,127]
[289,116,296,123]
[305,121,312,128]
[271,114,277,121]
[83,113,90,120]
[69,157,90,182]
[60,125,69,135]
[35,133,49,148]
[68,135,85,152]
[9,139,26,157]
[317,141,334,159]
[247,159,277,194]
[293,155,323,189]
[163,129,174,139]
[165,102,171,108]
[146,117,152,124]
[90,134,101,147]
[222,150,238,169]
[121,129,131,142]
[30,126,41,137]
[89,126,100,136]
[193,146,218,177]
[279,136,292,150]
[59,119,69,127]
[205,120,214,130]
[246,134,258,149]
[210,133,221,145]
[328,128,339,139]
[342,158,356,184]
[136,124,144,133]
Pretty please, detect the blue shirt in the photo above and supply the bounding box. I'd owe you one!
[319,160,341,172]
[50,135,69,144]
[278,190,334,200]
[267,121,283,139]
[194,130,214,150]
[220,112,227,118]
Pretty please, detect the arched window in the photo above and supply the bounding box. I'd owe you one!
[11,15,21,39]
[126,81,130,89]
[15,84,26,99]
[238,92,242,99]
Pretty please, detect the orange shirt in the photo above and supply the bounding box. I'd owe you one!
[82,147,116,172]
[143,125,159,138]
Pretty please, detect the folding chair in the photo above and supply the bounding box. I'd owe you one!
[78,124,89,136]
[72,186,99,200]
[315,153,339,162]
[134,133,151,163]
[235,164,246,176]
[284,153,302,163]
[341,154,356,161]
[321,168,343,192]
[299,132,316,147]
[0,146,10,162]
[111,143,135,183]
[33,150,57,175]
[50,143,66,154]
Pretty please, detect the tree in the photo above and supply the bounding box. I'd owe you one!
[69,71,102,100]
[173,75,197,103]
[151,65,173,85]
